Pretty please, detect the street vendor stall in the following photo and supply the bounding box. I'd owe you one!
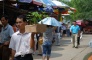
[76,20,92,34]
[83,20,92,34]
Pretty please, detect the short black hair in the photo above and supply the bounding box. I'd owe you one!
[73,21,76,22]
[1,15,9,21]
[17,15,27,22]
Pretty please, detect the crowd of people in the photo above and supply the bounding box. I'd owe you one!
[0,15,83,60]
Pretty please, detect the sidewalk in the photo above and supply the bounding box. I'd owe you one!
[33,34,92,60]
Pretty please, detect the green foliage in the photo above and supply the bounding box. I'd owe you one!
[72,0,92,20]
[60,0,92,21]
[26,11,48,24]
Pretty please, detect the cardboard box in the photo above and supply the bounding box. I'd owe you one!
[25,24,47,33]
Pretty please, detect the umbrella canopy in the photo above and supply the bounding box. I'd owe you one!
[18,0,42,5]
[42,0,56,7]
[76,20,83,25]
[76,20,85,26]
[52,0,69,8]
[38,17,61,26]
[43,5,53,13]
[18,0,32,3]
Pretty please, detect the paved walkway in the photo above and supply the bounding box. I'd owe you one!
[33,34,92,60]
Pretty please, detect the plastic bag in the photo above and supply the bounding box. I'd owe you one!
[89,40,92,48]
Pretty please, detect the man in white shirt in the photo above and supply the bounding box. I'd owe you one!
[9,15,35,60]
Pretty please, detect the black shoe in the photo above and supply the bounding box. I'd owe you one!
[38,54,42,56]
[75,46,78,48]
[78,43,80,45]
[72,46,75,48]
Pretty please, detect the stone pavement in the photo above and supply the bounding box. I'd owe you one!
[33,34,92,60]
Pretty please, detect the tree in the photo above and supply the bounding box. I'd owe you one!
[60,0,92,20]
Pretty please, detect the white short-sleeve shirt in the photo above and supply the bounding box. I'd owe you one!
[9,31,33,57]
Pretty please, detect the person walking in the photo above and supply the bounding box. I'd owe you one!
[9,15,35,60]
[66,22,71,37]
[0,21,3,60]
[0,15,14,60]
[42,25,54,60]
[55,26,62,46]
[70,21,80,48]
[62,23,67,37]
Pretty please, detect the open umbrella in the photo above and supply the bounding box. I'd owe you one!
[76,20,85,27]
[38,17,61,26]
[52,0,69,8]
[43,5,53,13]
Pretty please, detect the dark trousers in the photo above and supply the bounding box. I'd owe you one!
[14,54,33,60]
[0,45,2,60]
[0,45,11,60]
[66,29,70,37]
[36,35,40,50]
[77,37,80,45]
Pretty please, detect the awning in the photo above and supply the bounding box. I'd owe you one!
[18,0,32,3]
[52,0,69,8]
[18,0,42,6]
[0,0,17,3]
[69,7,76,12]
[33,0,42,6]
[53,7,76,15]
[54,9,69,14]
[42,0,56,7]
[18,0,57,7]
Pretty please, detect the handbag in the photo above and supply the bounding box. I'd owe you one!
[38,37,43,45]
[89,40,92,48]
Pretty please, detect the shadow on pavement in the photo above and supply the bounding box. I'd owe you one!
[51,52,62,58]
[61,40,71,46]
[52,46,64,51]
[33,52,62,59]
[33,55,41,59]
[79,45,89,48]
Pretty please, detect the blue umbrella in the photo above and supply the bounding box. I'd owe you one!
[43,5,53,13]
[42,0,56,6]
[38,17,61,26]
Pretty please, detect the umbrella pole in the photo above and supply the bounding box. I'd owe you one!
[58,8,62,21]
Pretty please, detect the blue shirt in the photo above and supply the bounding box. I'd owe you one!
[0,24,14,43]
[43,27,53,45]
[70,25,80,34]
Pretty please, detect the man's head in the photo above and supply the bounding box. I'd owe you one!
[16,15,27,30]
[73,21,76,26]
[68,22,70,24]
[1,15,9,26]
[46,25,53,28]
